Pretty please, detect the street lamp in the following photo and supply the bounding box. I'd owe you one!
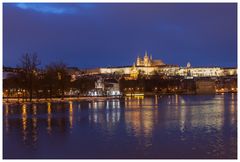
[5,90,9,102]
[17,89,21,102]
[23,89,26,102]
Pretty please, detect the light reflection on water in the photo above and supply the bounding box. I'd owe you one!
[47,102,51,134]
[3,94,237,159]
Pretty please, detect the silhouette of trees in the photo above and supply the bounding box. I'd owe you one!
[44,62,71,99]
[70,77,95,95]
[3,73,21,101]
[17,53,41,102]
[43,64,56,99]
[3,54,74,101]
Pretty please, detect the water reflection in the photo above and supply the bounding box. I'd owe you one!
[188,95,224,131]
[47,102,52,134]
[88,100,121,130]
[3,94,237,159]
[178,96,186,133]
[21,104,27,141]
[4,104,9,133]
[155,95,158,107]
[32,105,38,144]
[230,93,237,125]
[69,101,73,129]
[124,97,157,141]
[106,100,120,124]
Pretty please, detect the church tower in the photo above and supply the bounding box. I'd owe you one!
[144,51,149,66]
[136,56,141,66]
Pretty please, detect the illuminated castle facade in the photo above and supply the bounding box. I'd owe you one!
[136,51,165,67]
[85,52,237,78]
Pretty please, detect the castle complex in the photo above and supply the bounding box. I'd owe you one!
[86,51,237,78]
[136,51,165,67]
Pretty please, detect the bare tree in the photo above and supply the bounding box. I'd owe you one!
[18,53,41,102]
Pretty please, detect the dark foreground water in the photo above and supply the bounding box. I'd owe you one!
[3,94,237,159]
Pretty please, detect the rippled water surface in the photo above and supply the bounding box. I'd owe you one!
[3,94,237,159]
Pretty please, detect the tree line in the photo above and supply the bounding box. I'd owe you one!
[3,53,95,101]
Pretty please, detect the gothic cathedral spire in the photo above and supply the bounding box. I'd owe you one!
[145,50,148,57]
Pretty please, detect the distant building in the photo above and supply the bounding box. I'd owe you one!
[136,51,165,67]
[88,78,105,96]
[95,78,105,90]
[129,64,139,79]
[3,66,21,79]
[104,79,121,96]
[66,67,82,82]
[195,79,216,94]
[85,53,237,79]
[88,78,121,96]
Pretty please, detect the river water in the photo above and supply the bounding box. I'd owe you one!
[3,94,237,159]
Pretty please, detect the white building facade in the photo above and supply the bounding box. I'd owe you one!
[85,54,237,78]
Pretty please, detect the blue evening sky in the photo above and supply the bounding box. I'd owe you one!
[3,3,237,68]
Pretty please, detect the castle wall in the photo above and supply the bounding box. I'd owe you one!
[100,67,132,74]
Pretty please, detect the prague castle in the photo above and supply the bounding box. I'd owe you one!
[86,51,237,78]
[136,51,165,67]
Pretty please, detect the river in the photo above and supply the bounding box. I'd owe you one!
[3,93,237,159]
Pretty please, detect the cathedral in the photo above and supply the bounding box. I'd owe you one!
[136,51,165,67]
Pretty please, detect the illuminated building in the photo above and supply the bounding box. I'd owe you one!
[88,78,105,96]
[104,79,121,96]
[130,63,139,79]
[88,78,121,96]
[136,51,165,67]
[85,52,237,78]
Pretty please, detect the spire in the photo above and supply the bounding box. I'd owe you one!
[150,54,152,60]
[145,50,148,57]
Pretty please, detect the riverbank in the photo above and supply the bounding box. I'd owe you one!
[3,96,122,105]
[3,91,237,105]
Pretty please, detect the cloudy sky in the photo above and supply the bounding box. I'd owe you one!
[3,3,237,68]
